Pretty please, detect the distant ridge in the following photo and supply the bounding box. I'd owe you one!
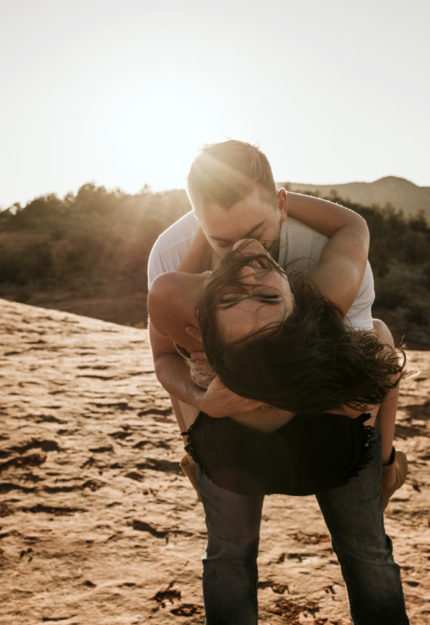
[283,176,430,219]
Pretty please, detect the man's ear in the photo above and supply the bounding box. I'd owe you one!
[277,188,288,222]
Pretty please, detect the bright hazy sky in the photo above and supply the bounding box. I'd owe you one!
[1,0,429,209]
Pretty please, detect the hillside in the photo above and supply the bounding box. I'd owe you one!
[0,183,429,346]
[285,176,430,220]
[1,299,429,624]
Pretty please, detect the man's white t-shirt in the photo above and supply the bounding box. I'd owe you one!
[148,210,375,330]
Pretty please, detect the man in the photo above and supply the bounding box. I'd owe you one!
[147,140,409,624]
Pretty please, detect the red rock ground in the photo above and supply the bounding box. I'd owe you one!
[1,299,429,624]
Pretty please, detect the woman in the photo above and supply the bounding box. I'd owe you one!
[148,216,407,505]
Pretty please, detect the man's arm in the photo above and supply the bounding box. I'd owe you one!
[151,321,293,430]
[149,317,263,419]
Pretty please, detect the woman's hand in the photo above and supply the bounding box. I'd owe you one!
[197,375,264,418]
[287,191,369,315]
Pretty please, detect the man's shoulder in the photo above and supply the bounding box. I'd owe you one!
[148,211,199,285]
[154,210,199,247]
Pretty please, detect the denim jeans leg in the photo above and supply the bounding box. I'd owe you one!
[316,425,409,625]
[196,464,264,625]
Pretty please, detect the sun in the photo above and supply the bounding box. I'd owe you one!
[96,80,231,194]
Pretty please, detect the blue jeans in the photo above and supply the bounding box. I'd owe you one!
[195,425,409,625]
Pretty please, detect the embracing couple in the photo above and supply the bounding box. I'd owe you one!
[147,140,409,624]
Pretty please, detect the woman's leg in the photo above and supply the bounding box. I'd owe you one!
[196,464,264,625]
[316,424,409,625]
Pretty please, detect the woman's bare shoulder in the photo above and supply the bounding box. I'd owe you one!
[150,271,185,296]
[148,271,206,353]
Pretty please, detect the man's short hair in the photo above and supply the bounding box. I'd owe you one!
[187,140,277,210]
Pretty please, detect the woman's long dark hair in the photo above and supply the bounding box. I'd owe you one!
[199,249,405,415]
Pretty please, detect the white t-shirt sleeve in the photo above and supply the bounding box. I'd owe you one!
[147,211,199,287]
[344,261,375,330]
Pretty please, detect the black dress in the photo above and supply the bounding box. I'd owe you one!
[185,411,374,496]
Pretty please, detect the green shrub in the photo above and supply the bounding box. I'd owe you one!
[0,185,428,344]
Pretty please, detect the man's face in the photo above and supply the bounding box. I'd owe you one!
[193,186,287,260]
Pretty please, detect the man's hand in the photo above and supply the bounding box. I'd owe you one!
[186,324,263,416]
[197,375,263,418]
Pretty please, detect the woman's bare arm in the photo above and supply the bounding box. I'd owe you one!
[285,191,369,315]
[148,272,265,418]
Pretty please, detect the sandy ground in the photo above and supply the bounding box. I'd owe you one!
[0,298,429,625]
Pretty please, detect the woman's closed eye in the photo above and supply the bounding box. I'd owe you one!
[256,293,282,304]
[219,291,282,308]
[218,294,243,308]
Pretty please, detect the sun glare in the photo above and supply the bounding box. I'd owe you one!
[97,80,227,194]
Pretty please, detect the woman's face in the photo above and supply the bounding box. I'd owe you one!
[215,239,295,343]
